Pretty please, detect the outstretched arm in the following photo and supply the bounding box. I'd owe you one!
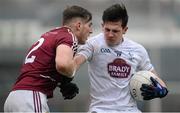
[74,54,87,71]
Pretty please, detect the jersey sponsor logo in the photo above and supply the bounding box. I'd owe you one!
[100,48,111,53]
[107,58,131,78]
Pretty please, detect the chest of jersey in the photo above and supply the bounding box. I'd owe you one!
[90,45,141,79]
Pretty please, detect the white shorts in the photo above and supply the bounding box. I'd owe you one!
[89,106,142,113]
[4,90,49,113]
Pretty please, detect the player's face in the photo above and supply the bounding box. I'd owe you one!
[78,21,93,44]
[102,21,128,46]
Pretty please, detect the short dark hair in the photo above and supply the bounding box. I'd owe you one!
[63,5,92,25]
[102,3,128,28]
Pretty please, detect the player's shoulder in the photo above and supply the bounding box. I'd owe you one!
[124,37,147,52]
[41,27,76,47]
[87,33,104,44]
[55,27,74,38]
[42,27,73,38]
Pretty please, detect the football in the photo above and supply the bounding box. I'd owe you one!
[129,71,157,101]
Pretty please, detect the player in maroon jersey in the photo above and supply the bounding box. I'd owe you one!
[4,5,92,112]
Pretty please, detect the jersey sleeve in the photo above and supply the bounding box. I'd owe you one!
[77,40,94,61]
[137,46,154,71]
[55,34,73,48]
[55,33,78,55]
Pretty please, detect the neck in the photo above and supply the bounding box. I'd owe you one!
[107,38,124,47]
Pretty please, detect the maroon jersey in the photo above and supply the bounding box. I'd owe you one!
[12,27,78,98]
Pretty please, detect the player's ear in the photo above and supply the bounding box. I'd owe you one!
[75,20,83,31]
[101,23,105,31]
[101,23,104,28]
[123,26,128,34]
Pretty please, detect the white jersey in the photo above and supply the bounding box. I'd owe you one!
[77,33,154,112]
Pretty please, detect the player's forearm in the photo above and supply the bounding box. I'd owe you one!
[57,54,86,78]
[55,44,77,78]
[74,54,86,70]
[56,60,76,78]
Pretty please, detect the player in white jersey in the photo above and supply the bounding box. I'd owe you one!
[74,3,168,113]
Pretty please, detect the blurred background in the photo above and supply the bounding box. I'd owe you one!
[0,0,180,112]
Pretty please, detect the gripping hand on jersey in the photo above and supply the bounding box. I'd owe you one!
[140,77,168,100]
[58,75,79,100]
